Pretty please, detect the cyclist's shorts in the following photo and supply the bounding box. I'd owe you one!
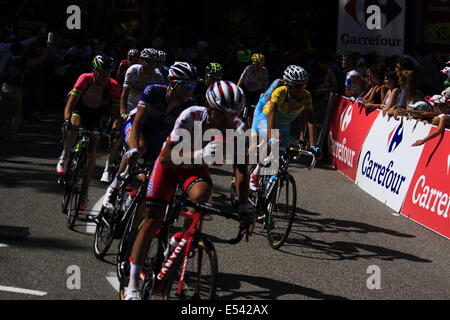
[146,156,212,208]
[122,117,133,143]
[72,104,102,133]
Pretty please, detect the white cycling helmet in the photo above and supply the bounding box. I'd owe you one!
[140,48,158,60]
[206,80,245,114]
[283,65,308,85]
[168,61,198,81]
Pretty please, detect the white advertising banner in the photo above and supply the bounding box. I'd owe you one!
[355,114,431,212]
[337,0,406,56]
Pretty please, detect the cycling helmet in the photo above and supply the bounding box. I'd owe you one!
[140,48,158,60]
[127,49,139,58]
[156,50,167,63]
[441,66,450,77]
[251,53,265,64]
[206,81,245,114]
[168,61,198,81]
[283,65,308,85]
[92,54,114,72]
[205,62,224,78]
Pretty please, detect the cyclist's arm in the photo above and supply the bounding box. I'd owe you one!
[266,101,278,142]
[305,109,316,147]
[233,164,248,205]
[160,140,178,167]
[120,86,130,116]
[129,106,147,150]
[64,94,80,120]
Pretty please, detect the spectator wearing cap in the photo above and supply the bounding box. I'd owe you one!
[342,51,366,98]
[412,97,450,147]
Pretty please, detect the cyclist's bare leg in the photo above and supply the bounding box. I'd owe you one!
[109,133,146,189]
[81,135,99,196]
[183,181,212,228]
[127,205,165,290]
[62,115,81,156]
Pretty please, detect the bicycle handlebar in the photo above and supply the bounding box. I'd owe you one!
[295,149,317,170]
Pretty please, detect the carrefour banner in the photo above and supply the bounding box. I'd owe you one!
[327,96,379,181]
[401,128,450,239]
[355,115,430,212]
[337,0,406,56]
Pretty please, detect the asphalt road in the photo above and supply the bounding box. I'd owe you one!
[1,111,450,301]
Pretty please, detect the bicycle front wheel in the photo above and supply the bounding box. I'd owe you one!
[266,173,297,249]
[61,152,75,214]
[163,237,218,300]
[67,153,85,229]
[93,206,116,260]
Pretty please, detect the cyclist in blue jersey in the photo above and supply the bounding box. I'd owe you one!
[102,62,198,208]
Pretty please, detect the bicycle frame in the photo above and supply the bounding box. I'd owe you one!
[154,209,204,297]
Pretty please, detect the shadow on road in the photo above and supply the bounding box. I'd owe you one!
[279,235,432,263]
[294,208,416,238]
[217,272,348,300]
[0,225,89,252]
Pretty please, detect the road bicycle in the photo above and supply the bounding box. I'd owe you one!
[232,145,316,249]
[93,163,150,260]
[117,189,244,300]
[59,128,95,229]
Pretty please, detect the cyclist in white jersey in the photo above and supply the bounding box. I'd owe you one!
[237,53,270,106]
[101,48,164,183]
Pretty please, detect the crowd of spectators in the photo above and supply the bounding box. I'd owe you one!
[1,27,449,143]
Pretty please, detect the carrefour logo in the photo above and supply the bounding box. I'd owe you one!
[345,0,402,30]
[387,121,403,153]
[340,104,353,132]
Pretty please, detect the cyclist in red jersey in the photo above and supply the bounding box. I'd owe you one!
[115,49,140,85]
[56,54,121,211]
[124,80,254,300]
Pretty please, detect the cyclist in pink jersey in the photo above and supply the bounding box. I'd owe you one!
[56,54,121,211]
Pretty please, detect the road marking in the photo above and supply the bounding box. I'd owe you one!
[86,195,105,234]
[106,272,120,292]
[0,285,47,296]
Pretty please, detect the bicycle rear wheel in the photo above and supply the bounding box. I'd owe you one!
[163,236,218,300]
[266,173,297,249]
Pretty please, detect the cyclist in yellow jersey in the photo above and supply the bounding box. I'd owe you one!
[249,65,320,191]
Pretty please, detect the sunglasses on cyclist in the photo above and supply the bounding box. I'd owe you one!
[175,81,197,89]
[290,83,306,89]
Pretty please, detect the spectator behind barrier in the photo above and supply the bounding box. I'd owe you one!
[359,62,388,105]
[395,56,415,75]
[363,71,400,113]
[388,71,425,119]
[342,51,366,98]
[412,98,450,147]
